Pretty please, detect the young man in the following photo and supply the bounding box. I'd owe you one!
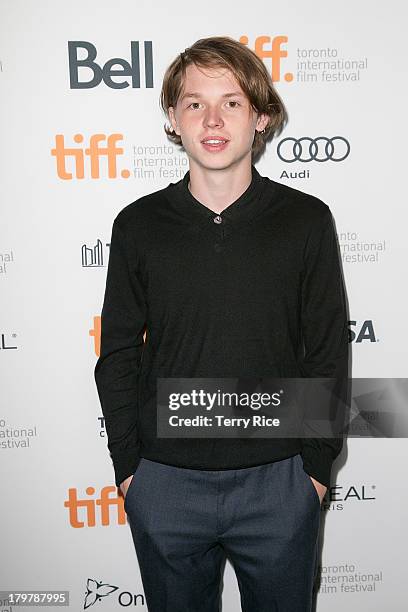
[94,36,349,612]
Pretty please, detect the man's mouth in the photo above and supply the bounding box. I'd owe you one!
[201,139,228,144]
[201,138,230,151]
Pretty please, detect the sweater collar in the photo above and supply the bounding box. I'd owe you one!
[167,163,268,225]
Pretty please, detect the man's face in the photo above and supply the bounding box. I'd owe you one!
[168,63,268,172]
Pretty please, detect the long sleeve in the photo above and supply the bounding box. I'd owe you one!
[94,215,147,487]
[298,205,350,488]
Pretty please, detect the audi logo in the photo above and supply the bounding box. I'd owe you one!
[277,136,350,162]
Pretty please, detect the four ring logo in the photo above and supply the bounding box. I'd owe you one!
[277,136,350,162]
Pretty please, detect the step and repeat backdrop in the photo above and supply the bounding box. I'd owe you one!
[1,1,406,610]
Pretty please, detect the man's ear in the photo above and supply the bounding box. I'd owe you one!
[168,106,181,135]
[255,112,269,133]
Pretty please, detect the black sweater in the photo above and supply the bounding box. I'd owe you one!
[94,164,349,488]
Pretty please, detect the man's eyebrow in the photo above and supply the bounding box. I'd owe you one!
[180,91,245,102]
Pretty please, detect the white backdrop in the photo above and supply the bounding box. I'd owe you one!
[1,1,407,610]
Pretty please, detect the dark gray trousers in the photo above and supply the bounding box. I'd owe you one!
[124,452,321,612]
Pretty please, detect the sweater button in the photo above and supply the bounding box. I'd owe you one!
[213,215,222,224]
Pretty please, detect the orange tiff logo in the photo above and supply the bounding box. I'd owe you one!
[51,133,130,179]
[239,35,293,82]
[91,315,102,357]
[64,485,128,527]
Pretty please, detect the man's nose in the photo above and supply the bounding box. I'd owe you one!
[203,107,224,128]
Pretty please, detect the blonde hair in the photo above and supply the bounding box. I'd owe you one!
[160,36,288,158]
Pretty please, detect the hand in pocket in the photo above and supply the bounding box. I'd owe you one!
[120,474,134,499]
[309,475,327,504]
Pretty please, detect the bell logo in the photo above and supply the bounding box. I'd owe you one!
[68,40,154,89]
[0,333,17,350]
[64,486,127,527]
[51,133,129,180]
[239,35,293,82]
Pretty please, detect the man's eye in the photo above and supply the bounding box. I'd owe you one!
[187,101,241,110]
